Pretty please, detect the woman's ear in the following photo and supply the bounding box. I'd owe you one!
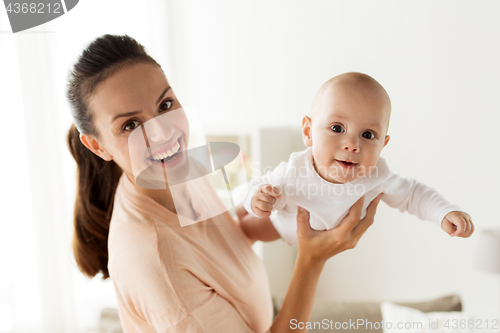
[302,116,313,147]
[79,133,113,161]
[383,135,390,148]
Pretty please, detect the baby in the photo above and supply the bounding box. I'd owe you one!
[240,72,474,247]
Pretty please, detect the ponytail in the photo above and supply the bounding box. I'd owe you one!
[66,124,122,278]
[66,34,161,279]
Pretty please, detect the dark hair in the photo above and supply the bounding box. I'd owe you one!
[66,34,161,279]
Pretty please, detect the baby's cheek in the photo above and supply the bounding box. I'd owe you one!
[359,161,379,178]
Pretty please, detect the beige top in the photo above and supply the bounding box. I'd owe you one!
[107,171,273,332]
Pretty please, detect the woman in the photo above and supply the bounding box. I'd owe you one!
[66,34,381,332]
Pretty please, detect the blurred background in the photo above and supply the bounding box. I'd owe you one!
[1,0,499,332]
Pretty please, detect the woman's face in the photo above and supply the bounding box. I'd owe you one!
[82,62,189,187]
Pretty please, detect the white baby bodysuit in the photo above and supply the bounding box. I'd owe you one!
[242,147,462,247]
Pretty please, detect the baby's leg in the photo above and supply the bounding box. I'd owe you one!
[236,203,280,242]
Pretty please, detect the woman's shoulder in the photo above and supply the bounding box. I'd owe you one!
[107,217,192,330]
[107,174,167,279]
[107,206,160,277]
[108,185,155,253]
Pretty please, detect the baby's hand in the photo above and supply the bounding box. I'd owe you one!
[441,211,474,238]
[251,184,282,218]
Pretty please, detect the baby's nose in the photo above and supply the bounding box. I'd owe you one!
[342,140,360,153]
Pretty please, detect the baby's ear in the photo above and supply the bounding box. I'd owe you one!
[383,135,390,148]
[302,116,313,147]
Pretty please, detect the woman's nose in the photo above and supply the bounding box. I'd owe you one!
[146,117,174,143]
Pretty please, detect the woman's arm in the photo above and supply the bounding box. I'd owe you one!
[270,194,382,333]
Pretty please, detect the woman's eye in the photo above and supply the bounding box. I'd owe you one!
[362,131,375,139]
[160,100,173,111]
[123,120,140,132]
[122,100,173,132]
[331,125,344,133]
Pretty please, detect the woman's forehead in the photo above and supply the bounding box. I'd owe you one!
[89,63,169,121]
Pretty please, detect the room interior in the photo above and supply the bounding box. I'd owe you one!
[1,1,499,332]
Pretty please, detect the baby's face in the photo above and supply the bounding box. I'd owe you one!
[302,83,391,184]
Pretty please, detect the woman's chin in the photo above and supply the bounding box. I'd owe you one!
[135,157,191,189]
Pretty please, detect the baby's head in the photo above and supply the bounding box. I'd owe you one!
[302,72,391,184]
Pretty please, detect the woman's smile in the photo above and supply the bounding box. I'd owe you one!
[146,136,185,168]
[147,137,181,162]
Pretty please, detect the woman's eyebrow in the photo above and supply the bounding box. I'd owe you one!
[112,110,142,123]
[156,86,171,104]
[111,86,171,123]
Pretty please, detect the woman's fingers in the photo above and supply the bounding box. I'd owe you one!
[352,193,382,236]
[336,195,365,234]
[366,193,382,218]
[296,195,383,263]
[296,206,311,239]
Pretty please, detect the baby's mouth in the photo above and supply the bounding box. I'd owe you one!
[336,159,358,169]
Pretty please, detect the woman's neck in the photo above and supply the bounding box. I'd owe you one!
[126,173,200,220]
[141,187,178,214]
[126,173,178,214]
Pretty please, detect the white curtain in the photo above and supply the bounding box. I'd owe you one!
[0,1,171,332]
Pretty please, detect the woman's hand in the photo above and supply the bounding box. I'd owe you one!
[271,194,382,333]
[296,194,382,265]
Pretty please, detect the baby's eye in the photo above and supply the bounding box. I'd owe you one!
[362,131,375,139]
[123,120,140,132]
[160,100,173,111]
[331,125,344,133]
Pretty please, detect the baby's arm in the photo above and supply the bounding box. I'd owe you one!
[441,211,474,238]
[250,184,282,217]
[381,173,474,238]
[239,160,290,242]
[238,184,282,242]
[236,201,281,242]
[242,160,289,217]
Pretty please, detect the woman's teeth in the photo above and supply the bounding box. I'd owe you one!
[150,140,180,161]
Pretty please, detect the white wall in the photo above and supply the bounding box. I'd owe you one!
[167,0,500,315]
